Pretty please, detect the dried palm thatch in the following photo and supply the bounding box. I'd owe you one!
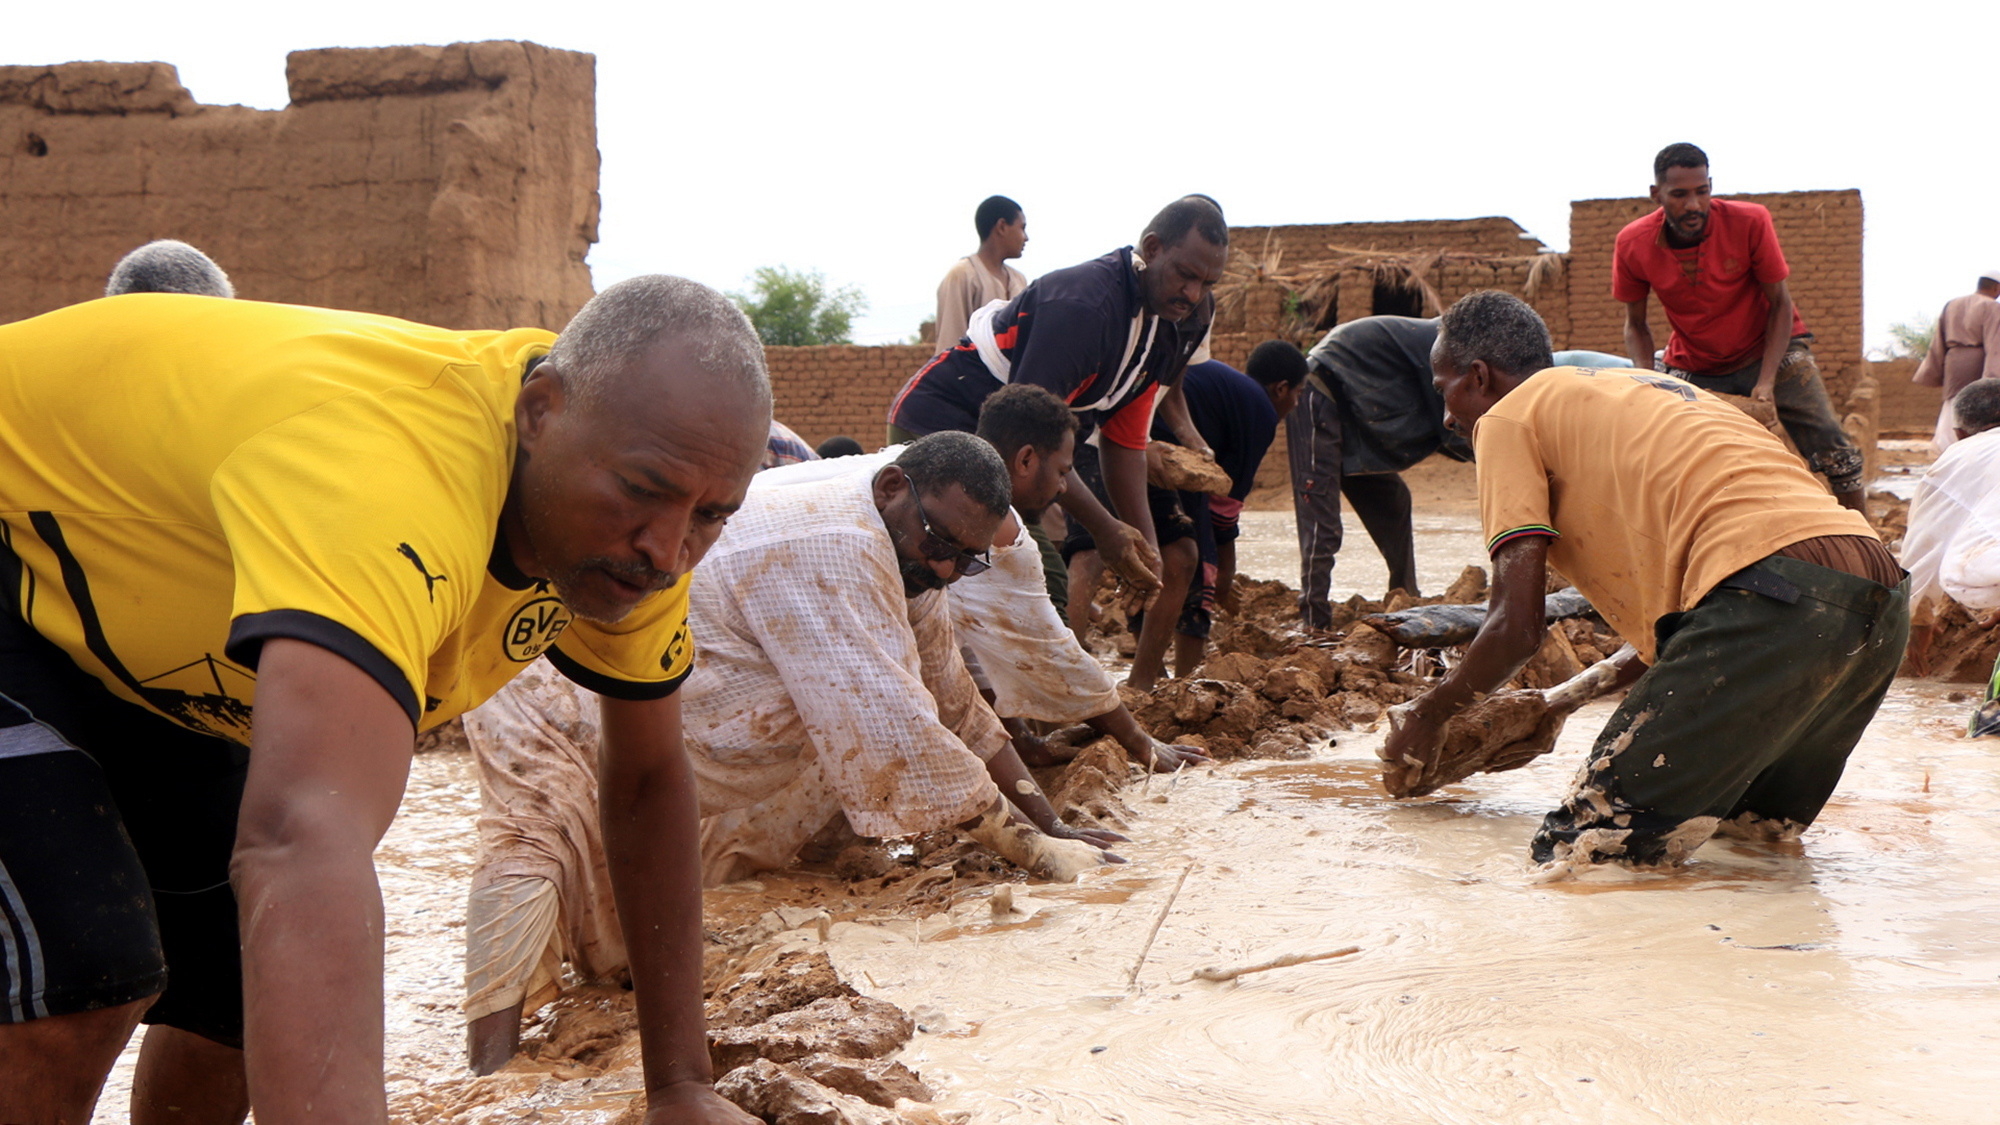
[1214,239,1569,344]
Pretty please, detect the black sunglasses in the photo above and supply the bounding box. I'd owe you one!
[912,494,991,577]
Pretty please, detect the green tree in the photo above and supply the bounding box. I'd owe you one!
[1886,315,1936,360]
[728,266,868,346]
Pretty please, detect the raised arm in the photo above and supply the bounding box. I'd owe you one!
[232,638,416,1124]
[598,692,758,1125]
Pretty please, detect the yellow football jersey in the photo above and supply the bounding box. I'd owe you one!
[0,295,693,744]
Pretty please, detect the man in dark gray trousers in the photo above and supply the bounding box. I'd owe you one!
[1287,316,1469,628]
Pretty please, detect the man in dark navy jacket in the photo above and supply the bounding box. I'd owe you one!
[889,196,1228,601]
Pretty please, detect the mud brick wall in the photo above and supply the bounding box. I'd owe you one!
[765,344,936,450]
[1566,189,1864,401]
[0,41,598,330]
[1868,357,1945,435]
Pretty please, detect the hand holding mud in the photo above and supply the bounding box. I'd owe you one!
[961,799,1120,881]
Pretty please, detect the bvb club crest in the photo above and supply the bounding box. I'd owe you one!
[503,596,572,662]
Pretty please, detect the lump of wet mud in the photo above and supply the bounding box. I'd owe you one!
[794,1054,934,1106]
[708,994,916,1073]
[716,1058,906,1125]
[707,950,858,1031]
[1442,565,1489,605]
[530,983,638,1067]
[1383,690,1553,799]
[832,844,894,881]
[1334,623,1398,669]
[1040,738,1133,829]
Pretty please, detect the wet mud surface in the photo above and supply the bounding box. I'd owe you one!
[88,449,2000,1122]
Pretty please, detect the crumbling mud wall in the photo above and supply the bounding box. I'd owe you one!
[0,41,598,331]
[1567,190,1865,401]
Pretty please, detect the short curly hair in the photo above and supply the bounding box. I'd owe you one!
[895,431,1012,517]
[1436,290,1554,378]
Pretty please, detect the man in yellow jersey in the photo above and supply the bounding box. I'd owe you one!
[0,277,768,1125]
[1384,291,1906,871]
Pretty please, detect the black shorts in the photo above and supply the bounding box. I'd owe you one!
[0,612,247,1046]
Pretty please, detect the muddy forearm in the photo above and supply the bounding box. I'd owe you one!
[984,743,1062,834]
[1413,536,1551,720]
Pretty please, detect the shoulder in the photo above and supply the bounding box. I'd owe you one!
[1615,209,1664,244]
[940,257,978,284]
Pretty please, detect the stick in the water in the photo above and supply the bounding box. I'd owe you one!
[1189,945,1363,982]
[1126,863,1194,991]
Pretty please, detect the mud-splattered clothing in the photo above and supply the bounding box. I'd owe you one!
[460,660,627,1021]
[0,294,693,744]
[954,513,1121,724]
[1533,554,1908,866]
[682,473,1005,840]
[1473,366,1876,664]
[749,450,1115,724]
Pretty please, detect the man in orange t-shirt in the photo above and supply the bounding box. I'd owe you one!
[1614,142,1866,513]
[1386,291,1907,871]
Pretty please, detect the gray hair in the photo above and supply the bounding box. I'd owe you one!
[1437,290,1555,378]
[895,431,1012,517]
[1954,379,2000,434]
[105,240,234,298]
[547,274,770,413]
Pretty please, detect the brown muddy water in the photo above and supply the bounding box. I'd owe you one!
[90,474,2000,1122]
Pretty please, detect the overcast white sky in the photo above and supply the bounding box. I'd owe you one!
[16,1,1995,351]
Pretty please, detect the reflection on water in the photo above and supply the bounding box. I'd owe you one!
[828,688,2000,1124]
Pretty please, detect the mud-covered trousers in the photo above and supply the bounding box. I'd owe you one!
[1286,383,1420,628]
[1533,554,1909,867]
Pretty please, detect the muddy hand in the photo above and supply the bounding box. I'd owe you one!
[1142,738,1210,773]
[1099,522,1162,603]
[1048,821,1130,849]
[965,800,1121,881]
[647,1082,759,1125]
[1381,699,1448,797]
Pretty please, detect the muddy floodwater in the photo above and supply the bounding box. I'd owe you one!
[90,459,2000,1122]
[831,686,2000,1123]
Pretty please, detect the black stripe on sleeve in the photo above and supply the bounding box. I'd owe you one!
[225,610,421,727]
[544,646,690,701]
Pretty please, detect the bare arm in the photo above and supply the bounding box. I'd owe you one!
[598,693,758,1125]
[1379,536,1552,772]
[1057,457,1162,599]
[1751,279,1795,402]
[983,743,1126,848]
[1622,298,1657,371]
[1215,538,1238,613]
[232,639,415,1125]
[1083,703,1210,772]
[1155,382,1211,457]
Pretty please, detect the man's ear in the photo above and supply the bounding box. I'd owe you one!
[1138,232,1162,265]
[1647,183,1663,206]
[516,363,567,452]
[1013,445,1039,477]
[1467,358,1494,398]
[872,464,908,507]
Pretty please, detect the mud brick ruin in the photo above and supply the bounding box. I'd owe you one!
[6,40,1920,481]
[0,41,598,331]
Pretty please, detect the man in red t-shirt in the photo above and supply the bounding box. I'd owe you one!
[1613,142,1866,512]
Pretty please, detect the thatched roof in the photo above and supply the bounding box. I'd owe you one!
[1215,230,1567,336]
